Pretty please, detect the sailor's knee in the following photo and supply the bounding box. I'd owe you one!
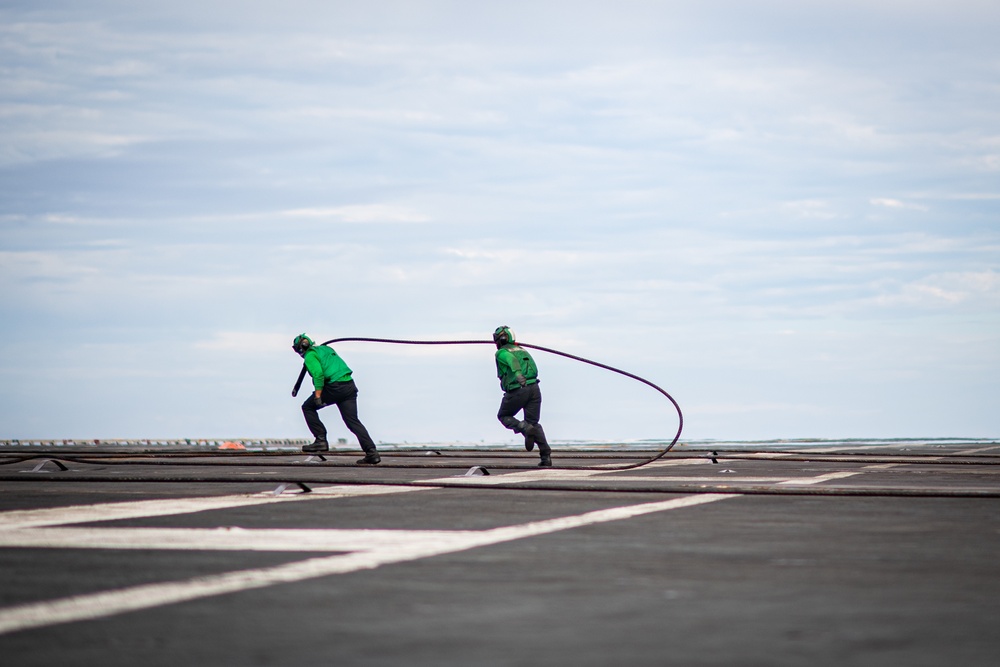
[498,415,519,430]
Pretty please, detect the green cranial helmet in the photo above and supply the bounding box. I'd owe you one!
[292,333,314,355]
[492,325,515,348]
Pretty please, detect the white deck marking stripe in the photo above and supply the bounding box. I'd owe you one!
[0,493,735,635]
[778,471,860,486]
[423,459,716,485]
[550,459,713,471]
[427,466,871,487]
[426,470,602,485]
[956,445,1000,455]
[633,459,714,467]
[596,476,829,483]
[0,527,471,551]
[796,445,902,452]
[0,457,810,530]
[0,465,869,531]
[0,485,426,530]
[439,475,835,484]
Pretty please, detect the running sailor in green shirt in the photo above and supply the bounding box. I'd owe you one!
[293,334,381,464]
[493,325,552,466]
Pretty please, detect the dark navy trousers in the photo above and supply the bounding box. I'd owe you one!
[302,379,377,454]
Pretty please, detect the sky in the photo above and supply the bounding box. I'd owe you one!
[1,0,998,444]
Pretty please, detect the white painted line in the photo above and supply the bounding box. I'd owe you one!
[473,494,736,541]
[436,475,807,484]
[633,459,714,467]
[795,446,875,453]
[956,445,1000,455]
[422,459,714,486]
[0,485,427,530]
[911,468,1000,476]
[0,527,467,552]
[424,465,869,488]
[548,476,809,483]
[0,493,745,552]
[778,471,860,486]
[425,469,604,485]
[0,493,735,635]
[279,484,430,499]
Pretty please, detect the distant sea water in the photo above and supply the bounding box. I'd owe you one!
[2,437,996,453]
[384,437,1000,452]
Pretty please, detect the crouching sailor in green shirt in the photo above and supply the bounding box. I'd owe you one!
[493,325,552,467]
[293,334,381,464]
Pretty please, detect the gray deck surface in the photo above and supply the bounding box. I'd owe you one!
[1,442,999,666]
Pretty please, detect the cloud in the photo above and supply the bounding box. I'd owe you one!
[281,205,430,223]
[195,331,289,353]
[874,270,1000,308]
[687,402,836,417]
[1,1,998,439]
[0,250,103,286]
[781,199,839,220]
[870,198,928,211]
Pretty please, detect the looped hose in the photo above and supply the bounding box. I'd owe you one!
[294,337,683,471]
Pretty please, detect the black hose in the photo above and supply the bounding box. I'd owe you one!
[294,336,683,471]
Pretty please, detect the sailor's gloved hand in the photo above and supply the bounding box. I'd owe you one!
[516,373,527,387]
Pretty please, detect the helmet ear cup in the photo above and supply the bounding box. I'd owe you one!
[493,326,513,347]
[293,334,313,354]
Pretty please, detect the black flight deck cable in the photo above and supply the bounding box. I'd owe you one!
[291,336,683,472]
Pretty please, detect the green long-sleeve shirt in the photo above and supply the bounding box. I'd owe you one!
[495,344,539,392]
[303,345,353,390]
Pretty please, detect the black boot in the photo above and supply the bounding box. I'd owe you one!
[356,452,381,465]
[517,422,536,451]
[303,439,329,453]
[538,455,552,467]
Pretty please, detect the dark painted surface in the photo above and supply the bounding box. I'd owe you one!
[1,444,998,666]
